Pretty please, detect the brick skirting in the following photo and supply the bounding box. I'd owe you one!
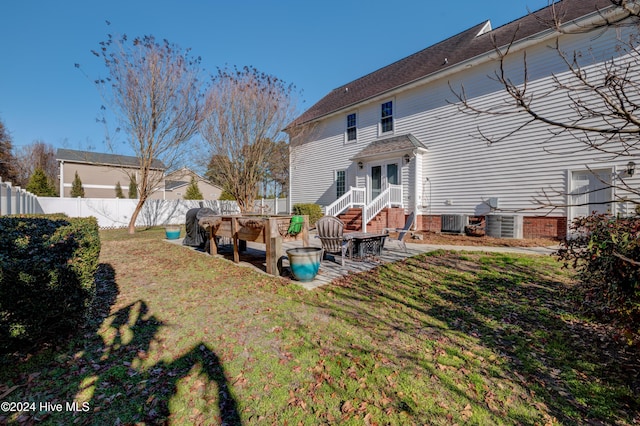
[415,214,566,240]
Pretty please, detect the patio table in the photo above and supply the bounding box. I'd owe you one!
[344,232,387,261]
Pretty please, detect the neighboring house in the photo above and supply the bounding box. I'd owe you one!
[56,148,166,199]
[287,0,639,238]
[163,167,222,200]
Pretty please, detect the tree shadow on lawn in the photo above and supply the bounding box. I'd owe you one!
[305,252,640,425]
[2,263,242,425]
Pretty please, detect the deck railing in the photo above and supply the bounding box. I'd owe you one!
[324,187,366,217]
[362,184,403,232]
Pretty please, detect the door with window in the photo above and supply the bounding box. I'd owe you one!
[369,161,399,202]
[570,168,612,220]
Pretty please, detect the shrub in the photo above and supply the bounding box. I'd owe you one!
[292,203,323,226]
[556,213,640,332]
[0,216,101,352]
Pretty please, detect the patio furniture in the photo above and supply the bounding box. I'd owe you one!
[383,212,415,252]
[315,216,351,267]
[344,232,387,261]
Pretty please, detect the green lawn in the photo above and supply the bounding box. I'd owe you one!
[1,228,638,425]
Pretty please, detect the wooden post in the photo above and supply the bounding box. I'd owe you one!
[265,217,282,275]
[208,226,218,256]
[302,215,310,246]
[231,216,240,263]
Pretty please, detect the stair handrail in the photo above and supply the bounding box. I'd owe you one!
[362,184,403,232]
[324,186,366,217]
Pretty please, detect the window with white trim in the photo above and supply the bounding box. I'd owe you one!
[346,113,357,142]
[336,170,346,198]
[380,101,393,133]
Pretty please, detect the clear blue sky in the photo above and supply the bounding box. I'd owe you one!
[1,0,552,158]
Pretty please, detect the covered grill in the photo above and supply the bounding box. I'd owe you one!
[183,207,215,250]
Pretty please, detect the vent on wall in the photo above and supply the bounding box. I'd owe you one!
[441,214,468,234]
[486,215,523,239]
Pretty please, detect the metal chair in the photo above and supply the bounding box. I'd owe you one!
[315,216,350,266]
[383,212,415,252]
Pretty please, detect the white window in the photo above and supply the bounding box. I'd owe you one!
[336,170,346,198]
[346,113,357,142]
[380,101,393,133]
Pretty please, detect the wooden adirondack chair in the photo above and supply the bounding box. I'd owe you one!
[315,216,350,266]
[383,212,415,252]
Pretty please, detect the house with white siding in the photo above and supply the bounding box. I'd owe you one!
[286,0,640,239]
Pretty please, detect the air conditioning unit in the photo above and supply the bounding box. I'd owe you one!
[441,214,468,234]
[486,215,523,239]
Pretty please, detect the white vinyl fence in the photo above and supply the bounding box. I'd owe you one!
[0,176,289,228]
[37,198,242,228]
[0,178,42,216]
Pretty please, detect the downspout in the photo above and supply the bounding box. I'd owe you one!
[413,150,420,231]
[59,160,64,198]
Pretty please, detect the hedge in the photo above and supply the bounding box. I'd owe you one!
[292,203,324,227]
[0,215,101,352]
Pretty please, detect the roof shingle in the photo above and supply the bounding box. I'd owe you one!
[289,0,613,128]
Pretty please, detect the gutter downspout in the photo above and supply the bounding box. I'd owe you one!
[59,160,64,198]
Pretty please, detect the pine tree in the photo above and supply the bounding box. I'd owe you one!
[128,175,138,199]
[70,171,85,198]
[26,167,56,196]
[183,176,203,200]
[115,181,124,198]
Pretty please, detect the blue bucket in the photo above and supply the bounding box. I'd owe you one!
[286,247,322,282]
[165,228,181,240]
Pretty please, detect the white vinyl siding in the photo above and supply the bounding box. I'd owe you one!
[290,20,640,217]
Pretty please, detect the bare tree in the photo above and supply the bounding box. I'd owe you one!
[15,140,57,189]
[450,0,640,209]
[199,66,299,212]
[84,34,208,233]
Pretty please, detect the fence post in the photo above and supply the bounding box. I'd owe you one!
[14,186,21,214]
[5,182,11,215]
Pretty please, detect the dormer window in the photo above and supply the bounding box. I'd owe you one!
[381,101,393,133]
[346,113,357,142]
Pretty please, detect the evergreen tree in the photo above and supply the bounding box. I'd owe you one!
[128,175,138,199]
[70,171,85,198]
[183,176,203,200]
[115,181,124,198]
[0,119,19,183]
[218,189,236,200]
[26,167,56,196]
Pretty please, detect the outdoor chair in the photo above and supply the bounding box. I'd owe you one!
[315,216,350,266]
[383,212,415,252]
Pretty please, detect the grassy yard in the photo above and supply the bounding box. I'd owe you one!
[1,228,639,425]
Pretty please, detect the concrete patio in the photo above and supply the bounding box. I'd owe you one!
[167,231,556,291]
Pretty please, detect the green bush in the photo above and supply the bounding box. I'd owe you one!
[0,216,101,352]
[557,213,640,334]
[292,203,324,227]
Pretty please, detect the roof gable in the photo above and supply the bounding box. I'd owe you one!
[56,148,166,170]
[289,0,613,128]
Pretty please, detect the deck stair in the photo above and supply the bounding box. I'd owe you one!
[338,208,363,231]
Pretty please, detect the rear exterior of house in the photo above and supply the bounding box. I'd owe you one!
[163,167,223,200]
[57,149,166,199]
[287,0,640,238]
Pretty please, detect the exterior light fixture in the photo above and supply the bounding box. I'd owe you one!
[404,154,411,164]
[358,161,363,169]
[627,161,636,177]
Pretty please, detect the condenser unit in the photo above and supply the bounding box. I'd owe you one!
[486,215,523,239]
[441,214,468,234]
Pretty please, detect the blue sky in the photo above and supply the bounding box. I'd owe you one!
[1,0,552,157]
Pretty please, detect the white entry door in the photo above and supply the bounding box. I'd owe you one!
[369,162,399,202]
[570,169,612,220]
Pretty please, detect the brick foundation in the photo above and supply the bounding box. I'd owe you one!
[416,215,442,233]
[415,214,566,240]
[364,208,406,233]
[523,216,567,239]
